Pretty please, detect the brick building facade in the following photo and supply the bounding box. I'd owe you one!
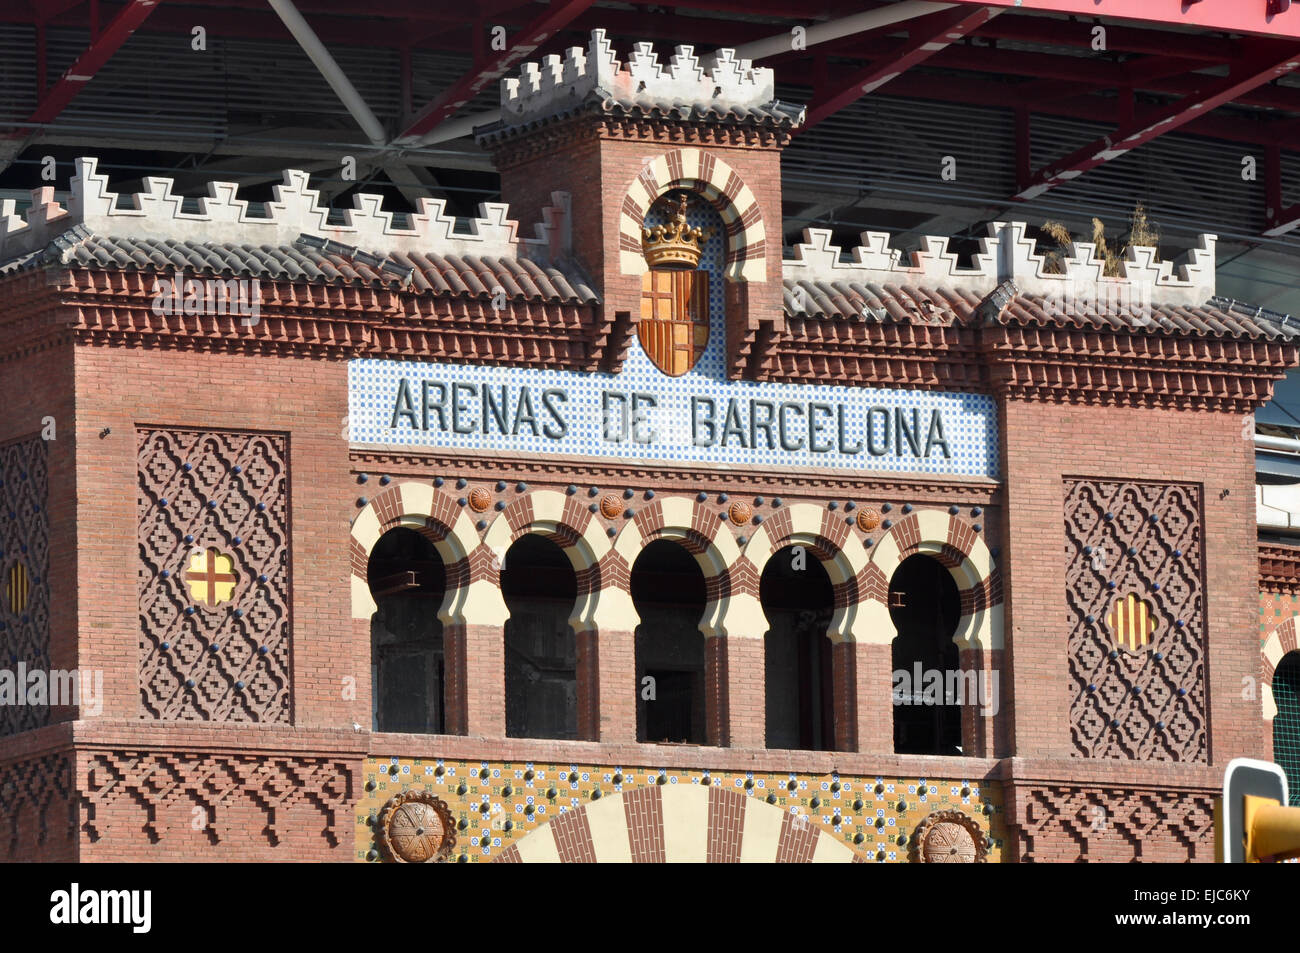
[1,30,1297,863]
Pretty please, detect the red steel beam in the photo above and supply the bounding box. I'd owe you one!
[1013,48,1300,200]
[802,6,1000,129]
[978,15,1235,60]
[942,0,1300,42]
[397,0,595,141]
[25,0,164,126]
[1265,144,1300,235]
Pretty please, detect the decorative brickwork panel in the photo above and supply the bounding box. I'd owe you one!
[1064,479,1206,761]
[0,436,49,736]
[0,752,75,860]
[82,751,352,851]
[137,428,290,722]
[1007,783,1216,862]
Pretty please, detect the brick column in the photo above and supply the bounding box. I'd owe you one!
[356,616,374,731]
[705,634,764,748]
[959,646,1004,758]
[847,641,893,753]
[591,628,636,742]
[464,623,505,737]
[442,621,468,735]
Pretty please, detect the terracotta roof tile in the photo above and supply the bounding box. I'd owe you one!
[2,231,599,305]
[477,88,803,144]
[782,276,1297,341]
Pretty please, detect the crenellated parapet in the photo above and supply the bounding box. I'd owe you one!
[0,157,575,266]
[497,28,787,126]
[783,221,1217,308]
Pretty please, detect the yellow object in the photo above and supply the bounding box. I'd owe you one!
[184,548,238,607]
[5,561,29,614]
[1106,592,1155,652]
[642,194,708,270]
[1243,795,1300,862]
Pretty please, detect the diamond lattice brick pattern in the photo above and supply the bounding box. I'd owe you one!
[1064,479,1206,762]
[137,428,290,722]
[0,436,49,736]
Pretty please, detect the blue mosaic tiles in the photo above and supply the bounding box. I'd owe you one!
[348,202,999,479]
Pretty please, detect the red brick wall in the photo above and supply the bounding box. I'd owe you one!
[62,345,364,860]
[997,398,1260,851]
[73,345,360,729]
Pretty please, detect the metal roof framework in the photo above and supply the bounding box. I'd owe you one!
[5,0,1300,309]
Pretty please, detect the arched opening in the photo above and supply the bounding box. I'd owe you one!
[632,539,707,744]
[369,527,445,733]
[890,553,962,755]
[761,545,835,750]
[501,534,579,739]
[1274,651,1300,806]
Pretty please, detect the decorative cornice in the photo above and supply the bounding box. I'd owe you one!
[762,317,986,391]
[981,325,1298,414]
[1260,540,1300,593]
[346,447,1002,501]
[5,266,1296,412]
[0,268,605,368]
[483,109,794,170]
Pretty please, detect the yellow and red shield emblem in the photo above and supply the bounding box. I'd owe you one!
[1106,592,1156,652]
[639,269,709,377]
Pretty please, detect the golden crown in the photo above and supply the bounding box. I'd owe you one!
[642,194,708,270]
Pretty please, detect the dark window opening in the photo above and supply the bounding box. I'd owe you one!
[1275,651,1300,807]
[890,553,962,756]
[762,545,835,751]
[502,534,578,740]
[632,539,707,744]
[369,527,445,733]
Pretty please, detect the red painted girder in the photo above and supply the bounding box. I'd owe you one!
[978,15,1237,60]
[397,0,595,141]
[1014,49,1300,200]
[932,45,1300,110]
[802,6,999,130]
[1264,202,1300,236]
[1265,143,1300,235]
[942,0,1300,42]
[27,0,164,126]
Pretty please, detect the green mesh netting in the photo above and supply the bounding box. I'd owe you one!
[1275,652,1300,807]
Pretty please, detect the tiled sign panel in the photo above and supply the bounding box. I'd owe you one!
[348,359,998,477]
[349,202,999,478]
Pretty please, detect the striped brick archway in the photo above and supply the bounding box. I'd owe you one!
[739,503,871,642]
[738,503,872,752]
[482,489,611,631]
[617,147,766,281]
[603,497,747,746]
[494,783,855,863]
[1263,616,1300,724]
[862,509,1003,652]
[603,495,741,637]
[862,508,1002,757]
[349,481,481,623]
